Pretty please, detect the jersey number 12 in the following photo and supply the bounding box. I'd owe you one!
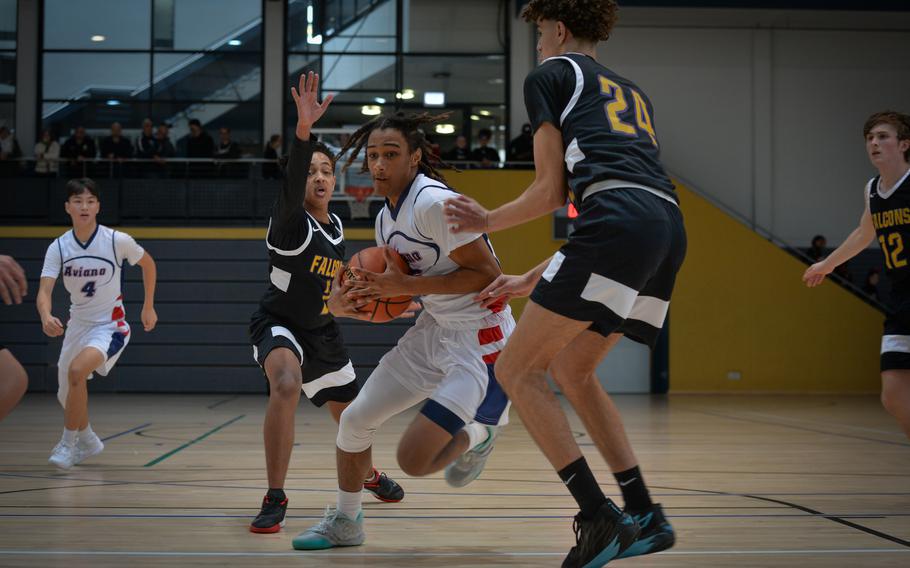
[598,75,657,147]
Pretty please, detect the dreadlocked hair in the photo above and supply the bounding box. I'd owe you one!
[336,112,457,183]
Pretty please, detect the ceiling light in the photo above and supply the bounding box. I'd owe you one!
[396,88,415,100]
[479,110,492,116]
[105,99,120,106]
[423,92,445,107]
[435,124,455,135]
[228,39,242,46]
[361,105,381,116]
[91,35,105,42]
[488,78,504,85]
[374,97,386,104]
[470,114,480,121]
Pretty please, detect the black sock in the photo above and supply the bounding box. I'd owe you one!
[267,488,286,501]
[613,466,652,512]
[558,457,607,519]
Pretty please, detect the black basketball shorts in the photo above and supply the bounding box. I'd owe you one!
[249,310,359,406]
[531,186,687,348]
[881,300,910,371]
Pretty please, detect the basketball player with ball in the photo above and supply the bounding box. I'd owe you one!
[292,112,515,550]
[247,72,404,535]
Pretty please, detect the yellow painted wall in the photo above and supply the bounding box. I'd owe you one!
[670,183,882,393]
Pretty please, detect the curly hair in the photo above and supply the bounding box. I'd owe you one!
[336,112,456,183]
[521,0,619,43]
[278,139,337,173]
[863,110,910,161]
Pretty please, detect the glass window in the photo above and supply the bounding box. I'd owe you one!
[43,53,151,101]
[402,55,505,105]
[0,101,13,130]
[152,102,262,152]
[0,50,14,98]
[42,101,148,139]
[321,54,396,92]
[153,53,262,101]
[289,0,395,53]
[164,0,262,51]
[0,0,16,49]
[406,0,504,53]
[43,0,152,50]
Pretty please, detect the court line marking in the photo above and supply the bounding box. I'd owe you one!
[0,512,900,520]
[687,408,910,447]
[206,395,239,410]
[0,548,907,558]
[143,415,246,467]
[101,423,152,442]
[657,484,910,549]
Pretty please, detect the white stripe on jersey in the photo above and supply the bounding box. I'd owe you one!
[41,225,144,324]
[375,173,510,329]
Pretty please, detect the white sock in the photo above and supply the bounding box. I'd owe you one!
[462,422,489,452]
[62,428,77,445]
[79,424,95,439]
[337,488,362,519]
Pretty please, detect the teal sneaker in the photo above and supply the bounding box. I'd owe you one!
[292,506,365,550]
[561,499,640,567]
[444,425,498,487]
[617,503,675,559]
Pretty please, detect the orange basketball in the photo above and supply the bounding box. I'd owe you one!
[343,246,413,323]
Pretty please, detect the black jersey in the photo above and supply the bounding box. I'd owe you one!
[257,138,345,330]
[524,52,676,203]
[869,169,910,296]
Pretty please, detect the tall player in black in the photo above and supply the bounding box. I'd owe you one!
[249,72,403,534]
[805,110,910,440]
[444,1,685,565]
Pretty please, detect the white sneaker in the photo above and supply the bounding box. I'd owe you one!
[75,432,104,464]
[48,441,78,470]
[444,425,499,487]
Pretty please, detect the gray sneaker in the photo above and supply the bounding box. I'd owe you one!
[292,506,365,550]
[445,425,498,487]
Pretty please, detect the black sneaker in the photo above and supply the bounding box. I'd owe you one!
[562,499,640,568]
[249,492,288,533]
[617,503,675,559]
[362,468,404,503]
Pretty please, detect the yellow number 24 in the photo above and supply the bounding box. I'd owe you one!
[597,75,657,147]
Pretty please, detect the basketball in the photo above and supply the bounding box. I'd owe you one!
[344,246,413,323]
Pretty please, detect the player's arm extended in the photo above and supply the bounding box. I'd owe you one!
[136,252,158,331]
[444,123,568,234]
[274,137,315,225]
[803,200,875,287]
[349,239,501,299]
[36,277,64,337]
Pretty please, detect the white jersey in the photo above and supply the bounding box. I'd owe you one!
[41,225,145,324]
[375,173,510,329]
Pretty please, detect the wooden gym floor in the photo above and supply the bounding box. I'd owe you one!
[0,393,908,567]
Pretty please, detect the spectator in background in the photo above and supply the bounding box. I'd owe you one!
[61,126,96,177]
[508,123,534,163]
[470,128,500,168]
[215,126,244,178]
[152,123,176,178]
[864,267,881,301]
[34,129,61,177]
[807,234,827,262]
[186,118,215,177]
[442,134,470,162]
[135,118,159,176]
[0,126,23,177]
[262,134,282,179]
[99,122,133,177]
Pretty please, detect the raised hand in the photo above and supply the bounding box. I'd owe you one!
[291,71,334,140]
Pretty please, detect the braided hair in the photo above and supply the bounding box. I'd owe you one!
[336,112,457,183]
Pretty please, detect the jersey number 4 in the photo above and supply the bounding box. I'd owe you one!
[598,76,657,147]
[81,281,97,297]
[879,232,907,270]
